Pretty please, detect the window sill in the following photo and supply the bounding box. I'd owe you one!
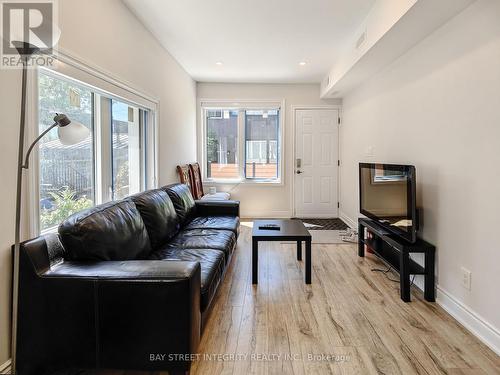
[203,179,283,186]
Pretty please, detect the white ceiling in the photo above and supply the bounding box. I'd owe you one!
[123,0,375,83]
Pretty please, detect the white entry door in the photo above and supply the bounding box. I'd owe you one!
[295,109,339,218]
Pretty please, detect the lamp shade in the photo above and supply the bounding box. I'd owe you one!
[57,120,90,145]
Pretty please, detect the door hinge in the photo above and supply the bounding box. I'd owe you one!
[337,202,340,208]
[337,160,340,167]
[338,117,341,125]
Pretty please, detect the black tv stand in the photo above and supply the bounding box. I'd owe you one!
[358,218,435,302]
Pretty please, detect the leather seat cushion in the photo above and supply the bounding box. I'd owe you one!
[148,248,225,311]
[131,189,179,249]
[162,184,196,225]
[185,216,239,235]
[59,199,152,261]
[166,229,236,261]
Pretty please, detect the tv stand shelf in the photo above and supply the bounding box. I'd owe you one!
[358,218,436,302]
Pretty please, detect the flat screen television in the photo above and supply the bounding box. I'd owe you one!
[359,163,417,243]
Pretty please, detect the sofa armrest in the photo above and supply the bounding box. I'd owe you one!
[195,200,240,217]
[43,259,199,280]
[17,252,201,374]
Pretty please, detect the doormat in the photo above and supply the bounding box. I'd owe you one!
[293,218,349,231]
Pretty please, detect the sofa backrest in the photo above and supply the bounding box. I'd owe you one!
[59,199,152,261]
[131,189,179,249]
[162,183,196,226]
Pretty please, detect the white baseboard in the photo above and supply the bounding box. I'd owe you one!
[241,210,292,219]
[437,286,500,356]
[293,214,339,219]
[0,359,11,374]
[339,210,357,229]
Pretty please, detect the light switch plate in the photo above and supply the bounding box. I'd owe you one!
[365,145,375,158]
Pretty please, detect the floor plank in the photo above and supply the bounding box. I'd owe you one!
[101,222,500,375]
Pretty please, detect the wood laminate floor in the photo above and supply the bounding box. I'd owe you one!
[103,222,500,375]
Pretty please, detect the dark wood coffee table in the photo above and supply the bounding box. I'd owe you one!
[252,219,312,284]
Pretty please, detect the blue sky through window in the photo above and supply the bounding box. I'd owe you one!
[112,101,129,122]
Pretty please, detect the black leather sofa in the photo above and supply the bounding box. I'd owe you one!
[15,183,239,375]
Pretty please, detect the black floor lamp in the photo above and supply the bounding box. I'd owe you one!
[11,42,89,372]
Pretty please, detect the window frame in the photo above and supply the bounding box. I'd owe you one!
[200,99,285,185]
[27,54,159,236]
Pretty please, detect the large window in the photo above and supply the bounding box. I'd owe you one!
[37,69,155,232]
[38,73,95,231]
[204,105,281,182]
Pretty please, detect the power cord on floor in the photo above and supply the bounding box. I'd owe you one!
[345,228,418,286]
[371,261,417,286]
[340,227,358,243]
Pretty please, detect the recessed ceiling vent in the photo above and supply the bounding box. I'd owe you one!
[356,29,367,50]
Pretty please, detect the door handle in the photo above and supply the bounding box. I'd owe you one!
[296,170,303,174]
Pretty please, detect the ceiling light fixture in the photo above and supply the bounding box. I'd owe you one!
[299,61,307,66]
[216,61,223,66]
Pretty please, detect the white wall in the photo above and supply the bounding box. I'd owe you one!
[340,0,500,350]
[197,83,339,218]
[0,0,197,364]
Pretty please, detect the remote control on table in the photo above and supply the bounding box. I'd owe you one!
[259,224,280,230]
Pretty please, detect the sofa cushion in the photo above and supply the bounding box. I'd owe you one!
[185,216,239,235]
[167,229,236,262]
[131,189,179,249]
[162,184,196,226]
[59,200,152,261]
[148,248,225,311]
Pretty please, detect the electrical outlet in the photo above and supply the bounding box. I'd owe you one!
[461,267,471,291]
